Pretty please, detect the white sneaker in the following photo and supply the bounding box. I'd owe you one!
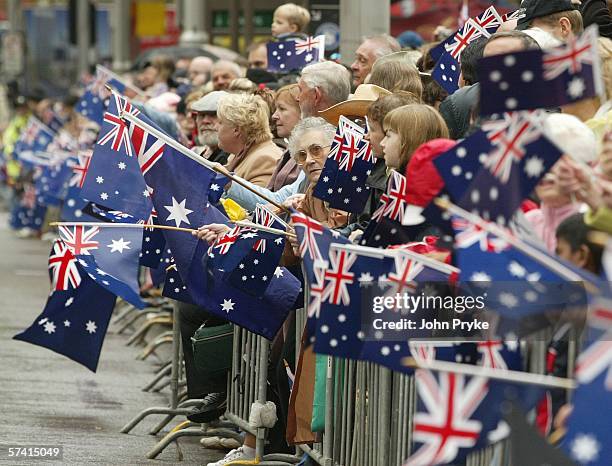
[205,446,255,466]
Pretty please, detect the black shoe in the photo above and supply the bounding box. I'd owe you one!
[187,392,227,423]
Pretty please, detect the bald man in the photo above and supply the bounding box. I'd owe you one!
[188,56,214,87]
[211,60,243,91]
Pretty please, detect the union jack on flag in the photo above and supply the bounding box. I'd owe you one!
[130,119,167,175]
[472,6,503,34]
[575,305,612,390]
[294,35,324,55]
[385,253,424,295]
[58,225,100,256]
[291,212,325,261]
[209,225,243,256]
[69,151,93,188]
[444,19,487,60]
[383,171,411,222]
[252,204,285,253]
[308,263,327,320]
[483,112,543,184]
[477,340,509,370]
[97,92,140,155]
[405,370,488,466]
[453,217,509,253]
[543,25,597,81]
[48,240,82,291]
[321,248,357,306]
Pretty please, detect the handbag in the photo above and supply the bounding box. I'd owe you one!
[191,323,234,375]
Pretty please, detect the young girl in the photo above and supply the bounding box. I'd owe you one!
[380,104,449,174]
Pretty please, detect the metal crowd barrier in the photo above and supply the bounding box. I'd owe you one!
[115,298,571,464]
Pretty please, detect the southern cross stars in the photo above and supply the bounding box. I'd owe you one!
[85,320,97,334]
[221,299,235,313]
[107,238,131,253]
[164,197,193,227]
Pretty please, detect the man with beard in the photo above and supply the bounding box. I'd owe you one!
[190,91,230,165]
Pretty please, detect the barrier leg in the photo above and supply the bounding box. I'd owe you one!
[255,337,269,460]
[120,303,183,435]
[142,361,172,392]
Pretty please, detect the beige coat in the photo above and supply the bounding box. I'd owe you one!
[225,139,283,187]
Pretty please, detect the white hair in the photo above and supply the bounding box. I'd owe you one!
[543,113,598,164]
[523,27,562,49]
[211,59,243,78]
[364,34,402,59]
[287,117,337,159]
[300,61,351,106]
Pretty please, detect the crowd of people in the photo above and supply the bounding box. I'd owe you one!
[2,1,612,465]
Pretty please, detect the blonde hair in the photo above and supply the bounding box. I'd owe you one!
[227,77,258,93]
[275,84,300,108]
[368,60,423,98]
[217,93,273,145]
[274,3,311,33]
[383,104,449,171]
[532,9,584,35]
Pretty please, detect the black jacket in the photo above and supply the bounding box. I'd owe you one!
[439,83,480,140]
[581,0,612,39]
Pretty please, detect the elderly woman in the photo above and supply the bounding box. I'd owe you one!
[217,93,283,187]
[196,117,338,241]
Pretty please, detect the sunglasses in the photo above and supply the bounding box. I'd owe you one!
[295,144,330,165]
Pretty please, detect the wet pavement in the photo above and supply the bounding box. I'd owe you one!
[0,214,223,465]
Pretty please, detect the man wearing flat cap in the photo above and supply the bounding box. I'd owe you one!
[517,0,584,44]
[190,90,230,165]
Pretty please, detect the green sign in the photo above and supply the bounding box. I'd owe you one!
[212,10,274,28]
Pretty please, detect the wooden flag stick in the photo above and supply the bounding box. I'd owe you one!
[120,111,291,214]
[434,197,600,293]
[402,356,577,390]
[50,221,196,234]
[233,220,297,239]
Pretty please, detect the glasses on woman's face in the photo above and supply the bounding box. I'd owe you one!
[295,144,330,165]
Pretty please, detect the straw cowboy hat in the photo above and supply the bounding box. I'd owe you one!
[318,84,391,126]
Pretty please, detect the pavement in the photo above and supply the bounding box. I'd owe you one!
[0,213,224,465]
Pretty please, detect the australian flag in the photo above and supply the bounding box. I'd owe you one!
[361,170,415,247]
[267,35,325,72]
[564,301,612,466]
[313,116,375,214]
[76,64,127,126]
[405,368,543,466]
[80,92,153,222]
[312,244,455,372]
[434,111,562,225]
[224,205,288,297]
[14,117,55,158]
[13,259,117,372]
[431,7,502,94]
[164,237,301,340]
[479,25,604,116]
[126,113,220,291]
[452,215,592,338]
[57,224,145,308]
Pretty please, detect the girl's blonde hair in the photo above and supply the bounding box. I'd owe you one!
[217,93,273,145]
[383,104,449,171]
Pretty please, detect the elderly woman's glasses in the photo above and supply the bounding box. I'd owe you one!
[295,144,330,165]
